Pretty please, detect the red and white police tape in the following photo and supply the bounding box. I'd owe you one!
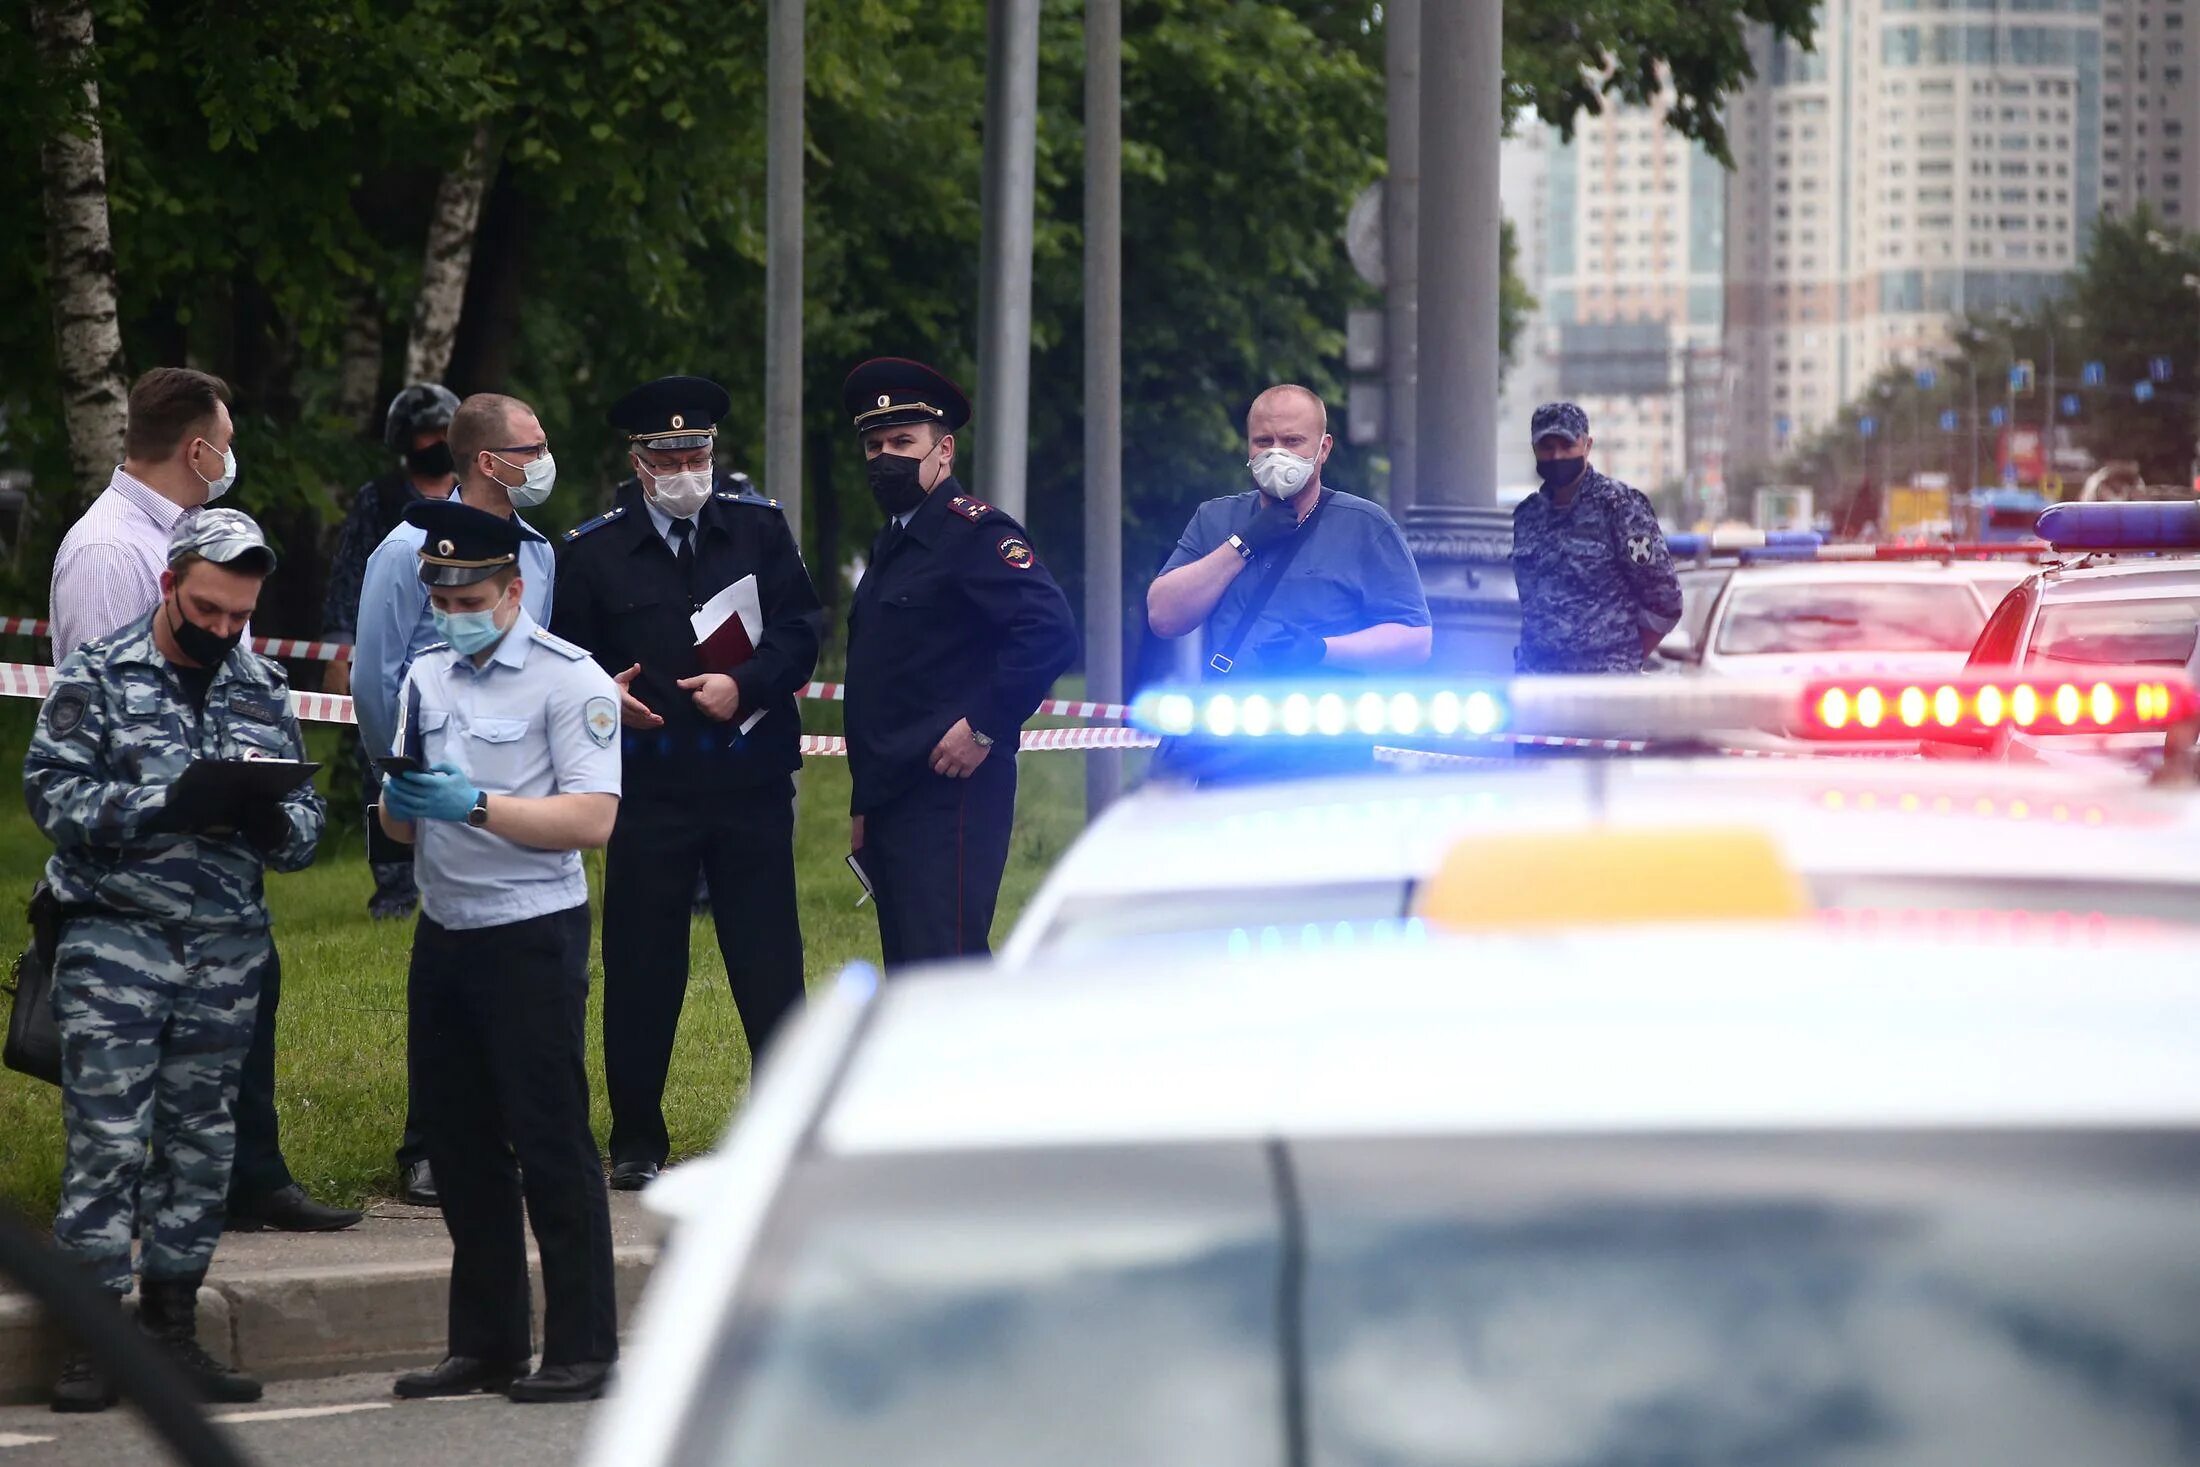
[0,660,1151,753]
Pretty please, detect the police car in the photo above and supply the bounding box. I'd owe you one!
[590,848,2200,1466]
[1939,501,2200,767]
[998,671,2200,961]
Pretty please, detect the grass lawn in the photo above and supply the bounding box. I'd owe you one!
[0,693,1106,1217]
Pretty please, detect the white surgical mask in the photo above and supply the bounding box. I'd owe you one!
[644,466,713,519]
[195,440,237,503]
[492,450,557,508]
[1248,446,1317,500]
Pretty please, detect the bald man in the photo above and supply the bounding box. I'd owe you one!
[1146,385,1430,777]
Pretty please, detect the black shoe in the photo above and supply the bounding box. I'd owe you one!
[505,1361,612,1403]
[50,1294,122,1413]
[394,1355,525,1399]
[139,1276,262,1404]
[400,1160,439,1208]
[228,1183,364,1233]
[609,1159,659,1191]
[367,894,418,920]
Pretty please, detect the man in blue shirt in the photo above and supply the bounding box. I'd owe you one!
[1148,384,1431,675]
[352,391,558,1206]
[1511,402,1681,674]
[377,499,622,1404]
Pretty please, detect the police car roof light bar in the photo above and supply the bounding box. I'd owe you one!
[1796,670,2198,740]
[1665,529,1823,558]
[2035,500,2200,552]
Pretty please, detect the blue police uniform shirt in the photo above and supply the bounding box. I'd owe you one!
[1160,488,1431,674]
[393,607,621,930]
[353,491,555,763]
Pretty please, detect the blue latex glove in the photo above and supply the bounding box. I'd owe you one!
[379,772,425,822]
[389,762,482,824]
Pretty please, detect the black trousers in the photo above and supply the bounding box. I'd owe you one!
[408,904,617,1366]
[225,943,294,1203]
[865,755,1018,972]
[602,782,806,1168]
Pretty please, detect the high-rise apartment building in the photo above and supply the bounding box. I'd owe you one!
[2100,0,2198,221]
[1505,100,1728,502]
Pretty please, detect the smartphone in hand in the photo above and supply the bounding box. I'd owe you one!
[376,754,428,780]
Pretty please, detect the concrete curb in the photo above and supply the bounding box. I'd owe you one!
[0,1245,656,1405]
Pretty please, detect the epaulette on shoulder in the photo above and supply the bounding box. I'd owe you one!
[419,640,452,658]
[715,490,783,510]
[564,505,627,542]
[530,626,589,661]
[948,494,996,523]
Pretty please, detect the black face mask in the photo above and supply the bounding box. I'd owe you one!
[166,592,243,667]
[1535,455,1587,490]
[405,441,456,478]
[867,449,930,518]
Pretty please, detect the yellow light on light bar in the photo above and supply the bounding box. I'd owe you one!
[1799,672,2198,740]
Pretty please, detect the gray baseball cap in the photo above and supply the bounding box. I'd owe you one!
[168,507,277,575]
[1531,401,1590,445]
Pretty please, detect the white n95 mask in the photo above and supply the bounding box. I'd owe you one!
[1248,447,1316,500]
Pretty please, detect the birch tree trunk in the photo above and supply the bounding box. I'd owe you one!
[403,124,495,385]
[33,0,127,503]
[334,291,384,435]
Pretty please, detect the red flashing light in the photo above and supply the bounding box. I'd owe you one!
[1798,671,2197,740]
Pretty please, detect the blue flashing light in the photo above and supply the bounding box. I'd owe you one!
[2036,500,2200,551]
[1665,530,1823,557]
[1129,679,1510,742]
[836,962,881,1002]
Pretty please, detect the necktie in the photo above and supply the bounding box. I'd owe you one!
[671,517,696,590]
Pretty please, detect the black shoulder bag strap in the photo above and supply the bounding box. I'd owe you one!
[1208,490,1332,676]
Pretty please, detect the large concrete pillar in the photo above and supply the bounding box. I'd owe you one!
[1383,0,1420,514]
[1404,0,1518,675]
[1083,0,1124,816]
[975,0,1041,520]
[764,0,804,534]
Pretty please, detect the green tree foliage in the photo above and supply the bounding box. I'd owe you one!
[0,0,1813,642]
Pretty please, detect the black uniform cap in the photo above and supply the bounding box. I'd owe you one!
[608,375,731,453]
[406,499,523,587]
[841,357,971,436]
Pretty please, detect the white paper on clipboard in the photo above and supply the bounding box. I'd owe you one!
[691,574,768,735]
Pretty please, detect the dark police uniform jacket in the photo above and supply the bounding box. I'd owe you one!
[552,480,823,795]
[845,475,1079,815]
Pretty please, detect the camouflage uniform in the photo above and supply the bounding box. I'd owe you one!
[1512,464,1683,674]
[24,611,325,1295]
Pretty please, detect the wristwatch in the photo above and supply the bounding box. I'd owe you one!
[466,791,491,828]
[969,728,995,749]
[1226,533,1254,562]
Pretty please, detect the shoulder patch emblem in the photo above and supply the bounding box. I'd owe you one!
[950,495,993,522]
[584,695,618,748]
[44,684,90,739]
[1627,533,1654,564]
[564,505,627,542]
[997,534,1035,570]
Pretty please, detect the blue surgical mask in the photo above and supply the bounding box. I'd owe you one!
[432,605,507,656]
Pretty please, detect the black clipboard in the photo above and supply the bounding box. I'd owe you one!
[165,759,319,834]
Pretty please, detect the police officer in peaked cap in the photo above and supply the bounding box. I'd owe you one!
[841,356,1078,970]
[550,375,822,1190]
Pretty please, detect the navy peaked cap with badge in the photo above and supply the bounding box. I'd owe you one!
[1531,401,1591,445]
[405,499,524,587]
[841,357,971,435]
[608,375,731,452]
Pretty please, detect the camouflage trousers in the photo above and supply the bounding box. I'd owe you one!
[51,915,268,1295]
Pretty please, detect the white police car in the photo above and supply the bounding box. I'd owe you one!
[591,874,2200,1467]
[1940,501,2200,766]
[999,672,2200,961]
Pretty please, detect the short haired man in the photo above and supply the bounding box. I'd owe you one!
[353,391,558,1207]
[1511,402,1681,674]
[322,383,462,922]
[378,499,622,1404]
[553,375,823,1189]
[27,510,326,1411]
[841,356,1079,969]
[50,368,237,662]
[45,368,357,1236]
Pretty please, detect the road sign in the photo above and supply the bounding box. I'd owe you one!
[2061,393,2080,417]
[2083,361,2107,386]
[2149,355,2174,383]
[1915,367,1937,390]
[1939,409,1958,432]
[2137,380,2158,403]
[1345,182,1385,288]
[1989,406,2007,427]
[1346,309,1384,372]
[1859,415,1878,439]
[1775,414,1792,438]
[2010,362,2035,392]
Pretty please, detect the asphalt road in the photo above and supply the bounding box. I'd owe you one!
[0,1370,599,1466]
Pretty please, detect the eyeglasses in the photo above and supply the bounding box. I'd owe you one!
[487,442,549,458]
